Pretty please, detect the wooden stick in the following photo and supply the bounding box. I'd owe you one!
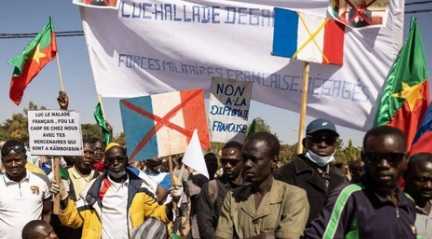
[296,62,310,154]
[55,54,66,92]
[178,165,186,184]
[168,155,174,174]
[52,156,61,215]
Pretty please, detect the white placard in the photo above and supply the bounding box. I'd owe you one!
[28,110,83,156]
[209,77,252,143]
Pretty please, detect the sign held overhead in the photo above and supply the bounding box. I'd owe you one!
[208,77,252,143]
[28,110,83,156]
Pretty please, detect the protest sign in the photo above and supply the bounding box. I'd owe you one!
[120,89,209,161]
[80,0,403,131]
[208,77,252,143]
[28,110,83,156]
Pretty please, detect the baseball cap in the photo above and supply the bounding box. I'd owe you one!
[306,118,339,137]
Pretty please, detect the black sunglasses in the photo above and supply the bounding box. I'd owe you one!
[308,135,337,145]
[221,158,241,166]
[105,156,128,163]
[363,152,406,165]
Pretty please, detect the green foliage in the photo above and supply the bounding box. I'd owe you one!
[249,117,271,134]
[280,143,297,162]
[81,123,102,140]
[335,139,361,163]
[114,132,125,145]
[279,139,361,164]
[0,127,7,141]
[3,113,28,142]
[0,101,47,142]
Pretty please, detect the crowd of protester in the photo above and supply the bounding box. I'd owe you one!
[0,94,431,239]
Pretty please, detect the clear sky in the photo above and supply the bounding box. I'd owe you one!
[1,0,431,146]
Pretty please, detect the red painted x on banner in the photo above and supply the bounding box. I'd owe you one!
[122,90,202,160]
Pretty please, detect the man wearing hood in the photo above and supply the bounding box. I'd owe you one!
[274,118,347,223]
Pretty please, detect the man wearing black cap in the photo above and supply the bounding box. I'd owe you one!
[274,118,347,223]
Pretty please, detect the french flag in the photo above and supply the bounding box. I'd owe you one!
[272,8,345,65]
[120,89,210,161]
[410,104,432,155]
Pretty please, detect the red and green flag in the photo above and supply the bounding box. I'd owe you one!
[9,17,57,105]
[374,17,429,150]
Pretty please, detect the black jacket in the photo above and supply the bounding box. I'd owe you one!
[274,154,347,223]
[196,176,242,239]
[304,183,417,239]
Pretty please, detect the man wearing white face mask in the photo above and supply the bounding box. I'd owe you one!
[275,118,347,224]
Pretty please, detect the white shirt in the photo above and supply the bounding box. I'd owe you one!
[0,172,51,239]
[101,177,129,239]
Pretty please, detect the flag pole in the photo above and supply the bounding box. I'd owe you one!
[52,156,61,215]
[296,62,310,154]
[54,49,65,214]
[97,94,106,119]
[55,54,66,92]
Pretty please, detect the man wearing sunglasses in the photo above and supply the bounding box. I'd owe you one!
[275,118,347,223]
[197,141,244,239]
[305,125,417,239]
[52,143,174,239]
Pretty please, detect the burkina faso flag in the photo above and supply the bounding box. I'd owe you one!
[374,17,429,150]
[9,17,57,105]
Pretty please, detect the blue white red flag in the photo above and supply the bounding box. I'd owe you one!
[272,7,345,65]
[120,89,210,161]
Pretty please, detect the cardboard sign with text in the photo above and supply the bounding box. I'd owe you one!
[208,77,252,143]
[28,110,83,156]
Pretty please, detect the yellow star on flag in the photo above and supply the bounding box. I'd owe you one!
[392,82,424,111]
[32,45,46,64]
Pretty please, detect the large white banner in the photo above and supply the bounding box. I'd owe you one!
[80,0,404,130]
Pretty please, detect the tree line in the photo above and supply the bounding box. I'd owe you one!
[0,103,360,163]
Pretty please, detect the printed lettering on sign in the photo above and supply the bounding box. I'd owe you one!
[28,110,83,156]
[208,77,252,143]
